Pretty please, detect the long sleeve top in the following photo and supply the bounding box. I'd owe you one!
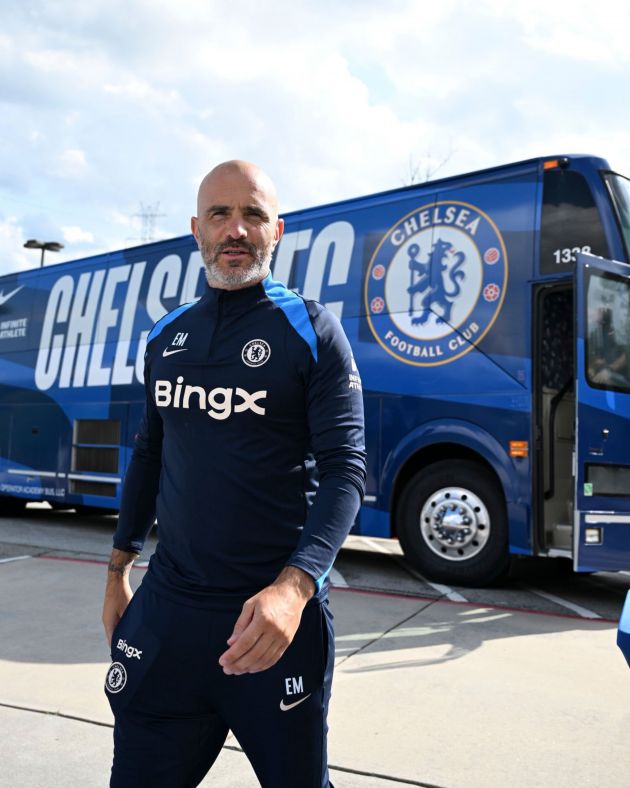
[113,273,366,605]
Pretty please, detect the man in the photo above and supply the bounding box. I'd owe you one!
[589,306,628,387]
[102,160,366,787]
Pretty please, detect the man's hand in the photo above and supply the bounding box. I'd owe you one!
[102,548,137,647]
[218,566,315,675]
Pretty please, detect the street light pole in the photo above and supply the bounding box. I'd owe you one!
[23,239,64,267]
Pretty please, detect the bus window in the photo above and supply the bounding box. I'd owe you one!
[604,172,630,262]
[586,270,630,393]
[540,169,610,274]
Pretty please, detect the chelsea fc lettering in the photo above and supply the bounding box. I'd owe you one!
[34,255,206,391]
[390,205,481,247]
[155,377,267,420]
[32,219,355,391]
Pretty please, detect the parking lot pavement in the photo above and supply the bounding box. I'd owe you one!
[0,706,409,788]
[1,555,629,787]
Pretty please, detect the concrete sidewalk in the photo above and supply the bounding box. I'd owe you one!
[1,555,628,787]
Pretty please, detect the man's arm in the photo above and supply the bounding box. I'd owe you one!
[610,348,628,373]
[219,304,366,675]
[102,548,138,646]
[102,367,163,643]
[284,303,366,587]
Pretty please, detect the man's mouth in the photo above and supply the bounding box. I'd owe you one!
[218,243,254,260]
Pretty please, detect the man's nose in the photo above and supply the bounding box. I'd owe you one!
[225,215,247,238]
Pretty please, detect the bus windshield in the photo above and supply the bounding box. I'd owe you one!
[604,172,630,260]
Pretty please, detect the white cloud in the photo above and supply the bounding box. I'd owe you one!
[497,0,630,64]
[61,225,94,244]
[49,148,88,179]
[0,216,32,273]
[1,1,630,275]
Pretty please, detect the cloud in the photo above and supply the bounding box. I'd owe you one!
[61,225,94,244]
[1,1,630,275]
[0,216,33,273]
[48,148,88,179]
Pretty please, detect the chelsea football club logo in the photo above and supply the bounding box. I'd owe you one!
[242,339,271,367]
[105,661,127,693]
[364,201,508,366]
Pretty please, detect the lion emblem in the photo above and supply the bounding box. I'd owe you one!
[407,238,466,326]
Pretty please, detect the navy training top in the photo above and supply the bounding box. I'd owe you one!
[113,273,367,605]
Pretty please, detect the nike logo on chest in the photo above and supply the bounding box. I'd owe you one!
[162,348,188,357]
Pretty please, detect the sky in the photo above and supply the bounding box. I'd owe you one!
[2,0,630,276]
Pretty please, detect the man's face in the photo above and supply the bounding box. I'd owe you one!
[191,165,284,290]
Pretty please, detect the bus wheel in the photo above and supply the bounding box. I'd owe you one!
[0,496,27,516]
[397,460,509,587]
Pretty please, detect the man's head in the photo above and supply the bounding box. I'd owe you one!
[191,160,284,290]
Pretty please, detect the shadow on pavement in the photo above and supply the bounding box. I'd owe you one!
[0,553,616,667]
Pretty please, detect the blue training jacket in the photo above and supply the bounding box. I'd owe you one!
[113,273,367,604]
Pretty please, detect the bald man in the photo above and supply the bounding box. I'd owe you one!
[102,161,366,787]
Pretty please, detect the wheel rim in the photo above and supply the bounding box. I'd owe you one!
[419,486,491,562]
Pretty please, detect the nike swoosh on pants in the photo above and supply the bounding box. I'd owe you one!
[279,694,311,711]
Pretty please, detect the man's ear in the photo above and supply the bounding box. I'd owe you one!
[274,217,285,245]
[191,216,200,243]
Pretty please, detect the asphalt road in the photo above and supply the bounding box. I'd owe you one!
[2,504,630,787]
[1,504,627,624]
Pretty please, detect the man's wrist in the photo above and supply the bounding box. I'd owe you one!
[273,565,316,600]
[106,548,139,580]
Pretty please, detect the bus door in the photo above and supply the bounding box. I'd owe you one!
[574,252,630,571]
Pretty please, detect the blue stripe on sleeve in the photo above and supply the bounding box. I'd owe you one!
[315,562,333,592]
[263,275,318,362]
[146,302,195,345]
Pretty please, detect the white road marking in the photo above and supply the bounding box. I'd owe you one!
[421,578,468,603]
[0,555,31,564]
[392,556,468,603]
[329,568,349,588]
[527,587,601,619]
[361,537,394,554]
[460,612,513,624]
[360,537,468,602]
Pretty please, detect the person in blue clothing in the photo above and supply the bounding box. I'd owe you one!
[102,160,366,788]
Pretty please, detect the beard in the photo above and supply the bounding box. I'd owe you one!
[199,235,273,290]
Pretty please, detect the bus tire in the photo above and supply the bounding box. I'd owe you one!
[0,496,28,517]
[397,460,509,587]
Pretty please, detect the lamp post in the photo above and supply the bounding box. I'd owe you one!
[23,239,64,267]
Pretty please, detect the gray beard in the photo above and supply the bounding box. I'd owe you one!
[201,240,272,290]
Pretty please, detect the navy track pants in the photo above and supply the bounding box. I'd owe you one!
[104,583,335,787]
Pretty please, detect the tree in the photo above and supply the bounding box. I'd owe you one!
[403,147,454,186]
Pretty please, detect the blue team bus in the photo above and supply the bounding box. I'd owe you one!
[1,154,630,585]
